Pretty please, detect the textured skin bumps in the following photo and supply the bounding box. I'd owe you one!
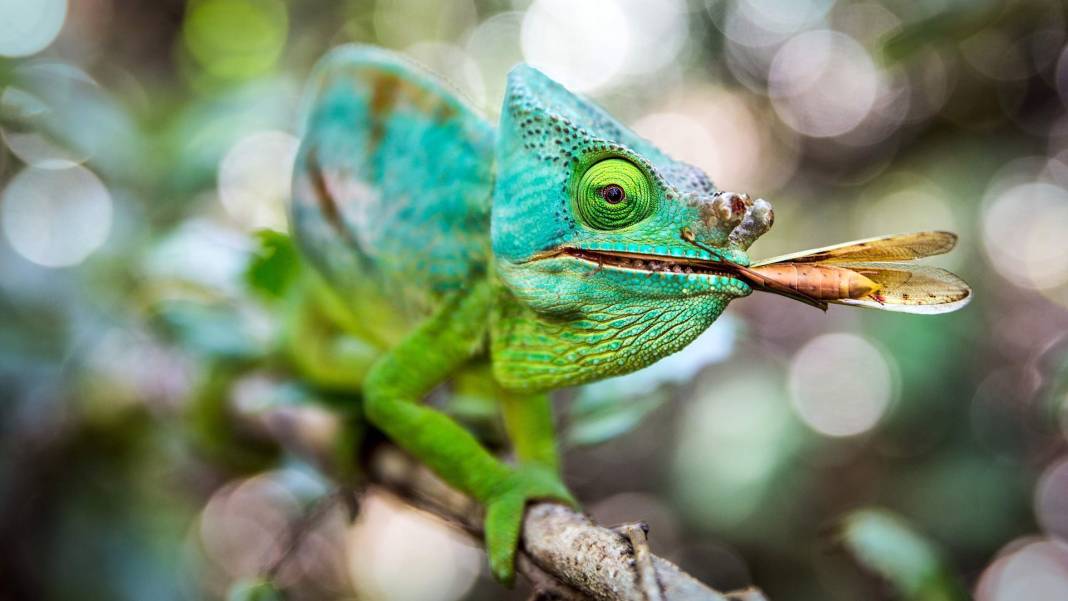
[488,65,759,390]
[491,64,721,264]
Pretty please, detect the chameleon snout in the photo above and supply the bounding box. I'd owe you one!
[686,191,774,251]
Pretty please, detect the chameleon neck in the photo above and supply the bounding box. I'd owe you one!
[490,279,728,393]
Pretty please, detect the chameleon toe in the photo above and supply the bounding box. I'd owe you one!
[484,465,578,584]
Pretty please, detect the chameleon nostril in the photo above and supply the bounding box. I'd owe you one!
[730,197,747,215]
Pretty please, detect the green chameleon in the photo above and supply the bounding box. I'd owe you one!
[285,45,969,585]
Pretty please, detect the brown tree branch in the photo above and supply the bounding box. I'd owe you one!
[245,401,770,601]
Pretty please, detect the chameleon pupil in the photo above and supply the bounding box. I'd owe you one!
[600,184,625,204]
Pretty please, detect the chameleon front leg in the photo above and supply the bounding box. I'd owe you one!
[486,389,576,580]
[499,389,561,471]
[362,280,574,584]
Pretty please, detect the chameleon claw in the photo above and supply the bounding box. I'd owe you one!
[484,464,577,586]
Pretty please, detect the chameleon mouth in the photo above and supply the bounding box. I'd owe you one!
[559,247,744,281]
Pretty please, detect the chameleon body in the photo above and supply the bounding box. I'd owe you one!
[289,45,773,583]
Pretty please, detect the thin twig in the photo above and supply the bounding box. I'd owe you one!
[617,523,664,601]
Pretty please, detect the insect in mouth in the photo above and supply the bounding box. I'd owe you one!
[681,229,971,314]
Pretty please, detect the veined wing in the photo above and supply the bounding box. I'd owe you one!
[753,231,958,267]
[830,262,971,314]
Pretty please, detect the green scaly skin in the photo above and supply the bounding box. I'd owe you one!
[289,46,774,584]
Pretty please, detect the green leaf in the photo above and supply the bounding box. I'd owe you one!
[564,321,736,447]
[245,229,302,300]
[226,578,284,601]
[566,387,668,447]
[879,0,1001,63]
[839,509,968,601]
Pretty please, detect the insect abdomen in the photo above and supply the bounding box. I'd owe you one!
[750,264,879,300]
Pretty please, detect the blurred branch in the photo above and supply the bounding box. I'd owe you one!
[370,446,761,601]
[244,402,768,601]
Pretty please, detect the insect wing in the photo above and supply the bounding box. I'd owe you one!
[832,263,971,314]
[753,231,958,267]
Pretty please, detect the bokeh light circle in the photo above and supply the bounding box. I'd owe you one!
[976,538,1068,601]
[633,105,761,190]
[0,0,67,57]
[614,0,689,77]
[1,165,112,267]
[0,62,104,169]
[347,495,479,601]
[633,112,716,166]
[769,30,879,138]
[520,0,630,93]
[716,0,833,52]
[1035,457,1068,541]
[982,181,1068,290]
[631,88,800,193]
[1,85,85,168]
[464,11,524,114]
[736,0,834,37]
[835,68,910,148]
[1057,44,1068,105]
[905,49,953,123]
[859,183,958,234]
[218,130,298,231]
[854,177,961,269]
[183,0,288,80]
[673,369,798,526]
[789,333,894,437]
[404,42,486,110]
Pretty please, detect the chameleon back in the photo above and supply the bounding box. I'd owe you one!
[290,46,496,341]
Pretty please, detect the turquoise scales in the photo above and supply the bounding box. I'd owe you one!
[291,46,496,342]
[289,45,775,584]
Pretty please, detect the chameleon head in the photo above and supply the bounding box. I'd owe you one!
[490,65,774,390]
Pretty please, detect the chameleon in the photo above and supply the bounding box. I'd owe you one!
[286,45,968,585]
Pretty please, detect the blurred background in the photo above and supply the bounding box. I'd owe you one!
[2,0,1068,599]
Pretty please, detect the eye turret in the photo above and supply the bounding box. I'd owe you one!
[574,158,656,230]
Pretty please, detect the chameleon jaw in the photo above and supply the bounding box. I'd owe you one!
[549,247,753,296]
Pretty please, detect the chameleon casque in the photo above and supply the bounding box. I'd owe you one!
[288,45,969,584]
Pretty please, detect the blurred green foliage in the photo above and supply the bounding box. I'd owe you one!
[246,230,302,301]
[2,1,1068,600]
[840,509,968,601]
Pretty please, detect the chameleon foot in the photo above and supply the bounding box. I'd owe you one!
[484,464,578,585]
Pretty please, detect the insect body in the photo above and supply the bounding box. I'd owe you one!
[746,231,971,314]
[749,263,881,302]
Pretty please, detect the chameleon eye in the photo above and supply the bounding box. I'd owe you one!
[575,158,655,230]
